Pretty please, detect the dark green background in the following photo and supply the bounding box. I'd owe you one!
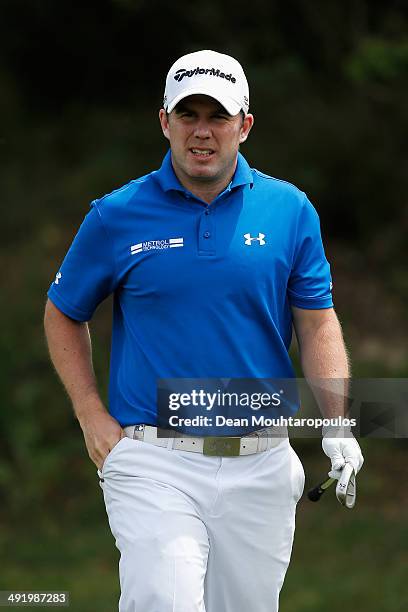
[1,1,407,610]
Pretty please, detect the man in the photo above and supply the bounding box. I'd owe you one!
[44,50,364,611]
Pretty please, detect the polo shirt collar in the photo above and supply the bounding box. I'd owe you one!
[154,149,254,194]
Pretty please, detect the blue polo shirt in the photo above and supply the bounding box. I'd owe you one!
[48,151,333,427]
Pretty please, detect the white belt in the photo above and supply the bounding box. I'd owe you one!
[123,424,287,456]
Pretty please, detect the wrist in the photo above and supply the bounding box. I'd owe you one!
[74,393,107,427]
[322,419,353,439]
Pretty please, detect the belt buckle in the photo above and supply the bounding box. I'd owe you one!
[203,436,241,457]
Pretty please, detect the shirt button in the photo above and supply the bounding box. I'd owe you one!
[205,210,209,215]
[203,231,210,239]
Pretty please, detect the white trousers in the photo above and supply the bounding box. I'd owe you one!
[98,436,305,612]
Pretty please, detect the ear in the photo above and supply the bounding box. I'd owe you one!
[159,109,170,140]
[239,113,254,144]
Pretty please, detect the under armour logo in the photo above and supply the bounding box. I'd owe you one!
[244,233,266,246]
[54,272,62,285]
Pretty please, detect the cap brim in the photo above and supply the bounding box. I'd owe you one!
[165,86,242,116]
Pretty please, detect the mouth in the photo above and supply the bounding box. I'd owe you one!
[189,148,215,159]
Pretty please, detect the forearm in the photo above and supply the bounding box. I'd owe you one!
[298,314,350,418]
[43,299,106,423]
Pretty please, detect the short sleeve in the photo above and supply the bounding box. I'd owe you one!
[287,195,333,309]
[47,204,117,321]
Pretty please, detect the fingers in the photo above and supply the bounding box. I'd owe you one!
[82,418,125,469]
[98,438,120,468]
[95,431,127,470]
[329,448,346,472]
[322,434,364,479]
[328,469,342,480]
[86,438,113,470]
[344,452,364,474]
[91,448,107,471]
[344,439,364,474]
[332,457,346,471]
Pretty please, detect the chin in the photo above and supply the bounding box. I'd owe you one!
[189,168,217,180]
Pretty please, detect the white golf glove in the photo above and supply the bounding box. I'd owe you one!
[322,426,364,479]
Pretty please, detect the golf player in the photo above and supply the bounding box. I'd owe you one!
[44,50,364,611]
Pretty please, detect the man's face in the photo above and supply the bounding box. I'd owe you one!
[159,95,254,187]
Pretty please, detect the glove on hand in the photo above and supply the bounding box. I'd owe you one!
[322,427,364,479]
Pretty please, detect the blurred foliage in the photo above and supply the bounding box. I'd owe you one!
[346,36,408,82]
[0,2,407,609]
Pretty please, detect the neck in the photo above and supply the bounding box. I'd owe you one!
[171,156,237,205]
[182,179,231,204]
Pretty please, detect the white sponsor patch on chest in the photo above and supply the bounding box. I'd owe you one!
[130,237,184,255]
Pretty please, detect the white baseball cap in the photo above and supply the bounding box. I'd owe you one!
[163,50,249,116]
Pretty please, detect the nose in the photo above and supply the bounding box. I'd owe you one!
[193,120,211,139]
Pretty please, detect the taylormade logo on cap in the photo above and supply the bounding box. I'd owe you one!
[163,50,249,116]
[174,67,237,83]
